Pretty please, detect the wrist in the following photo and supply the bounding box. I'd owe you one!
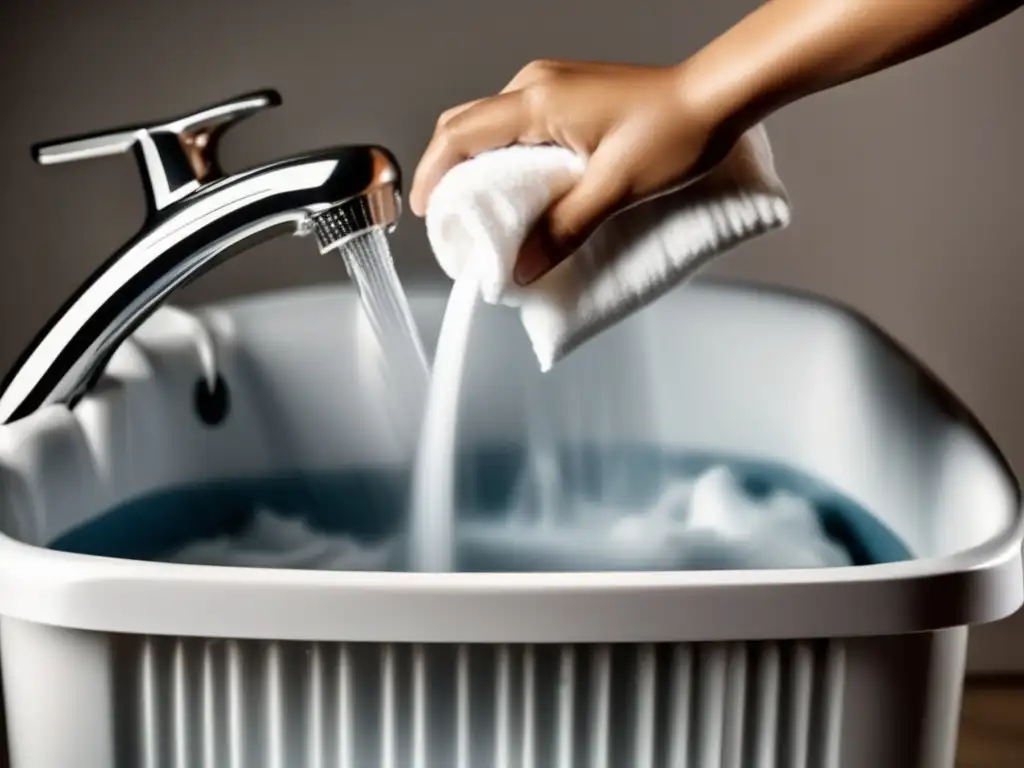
[673,57,753,133]
[668,52,766,170]
[669,0,846,139]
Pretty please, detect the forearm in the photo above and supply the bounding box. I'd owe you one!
[681,0,1023,136]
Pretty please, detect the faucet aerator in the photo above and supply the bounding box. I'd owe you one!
[310,184,402,255]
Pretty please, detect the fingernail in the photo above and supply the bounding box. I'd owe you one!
[513,239,551,286]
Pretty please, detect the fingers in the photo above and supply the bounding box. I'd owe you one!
[410,60,566,215]
[409,92,529,216]
[411,60,573,216]
[514,149,630,285]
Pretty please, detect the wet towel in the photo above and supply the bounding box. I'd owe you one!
[425,124,791,371]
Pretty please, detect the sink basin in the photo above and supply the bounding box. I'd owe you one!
[0,277,1019,768]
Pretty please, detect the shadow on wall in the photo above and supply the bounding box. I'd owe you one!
[0,0,1023,670]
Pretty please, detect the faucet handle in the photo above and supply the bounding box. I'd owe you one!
[32,89,282,213]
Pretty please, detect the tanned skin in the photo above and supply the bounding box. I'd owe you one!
[409,1,1024,286]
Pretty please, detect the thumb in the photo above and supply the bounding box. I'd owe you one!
[513,151,630,286]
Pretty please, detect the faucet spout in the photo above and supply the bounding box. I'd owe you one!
[0,90,402,425]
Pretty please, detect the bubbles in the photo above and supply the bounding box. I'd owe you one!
[52,447,909,571]
[168,507,396,570]
[460,464,853,573]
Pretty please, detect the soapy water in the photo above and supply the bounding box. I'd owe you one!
[49,446,912,570]
[467,465,853,572]
[174,465,851,571]
[169,507,397,570]
[47,235,910,572]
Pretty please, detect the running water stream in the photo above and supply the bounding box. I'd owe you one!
[335,229,431,454]
[335,227,472,571]
[408,274,480,571]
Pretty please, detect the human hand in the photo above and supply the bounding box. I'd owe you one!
[411,0,1024,285]
[409,60,736,286]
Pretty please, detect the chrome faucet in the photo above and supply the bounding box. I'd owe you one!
[0,89,402,425]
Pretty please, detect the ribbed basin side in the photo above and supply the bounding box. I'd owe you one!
[110,636,847,768]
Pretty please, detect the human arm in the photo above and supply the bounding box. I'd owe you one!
[678,0,1024,148]
[410,0,1023,285]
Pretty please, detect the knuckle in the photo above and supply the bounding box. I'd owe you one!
[436,107,460,131]
[433,124,459,154]
[522,58,559,78]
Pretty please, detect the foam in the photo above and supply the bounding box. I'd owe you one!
[168,507,396,570]
[165,465,850,572]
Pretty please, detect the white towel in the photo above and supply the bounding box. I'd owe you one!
[425,124,791,371]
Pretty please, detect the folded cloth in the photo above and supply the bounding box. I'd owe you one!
[425,124,791,371]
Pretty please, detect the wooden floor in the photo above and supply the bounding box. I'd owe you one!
[956,680,1024,767]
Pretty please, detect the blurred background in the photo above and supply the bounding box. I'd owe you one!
[0,0,1022,671]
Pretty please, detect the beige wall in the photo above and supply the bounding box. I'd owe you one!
[1,1,1023,669]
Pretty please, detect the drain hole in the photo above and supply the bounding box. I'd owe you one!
[194,375,230,426]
